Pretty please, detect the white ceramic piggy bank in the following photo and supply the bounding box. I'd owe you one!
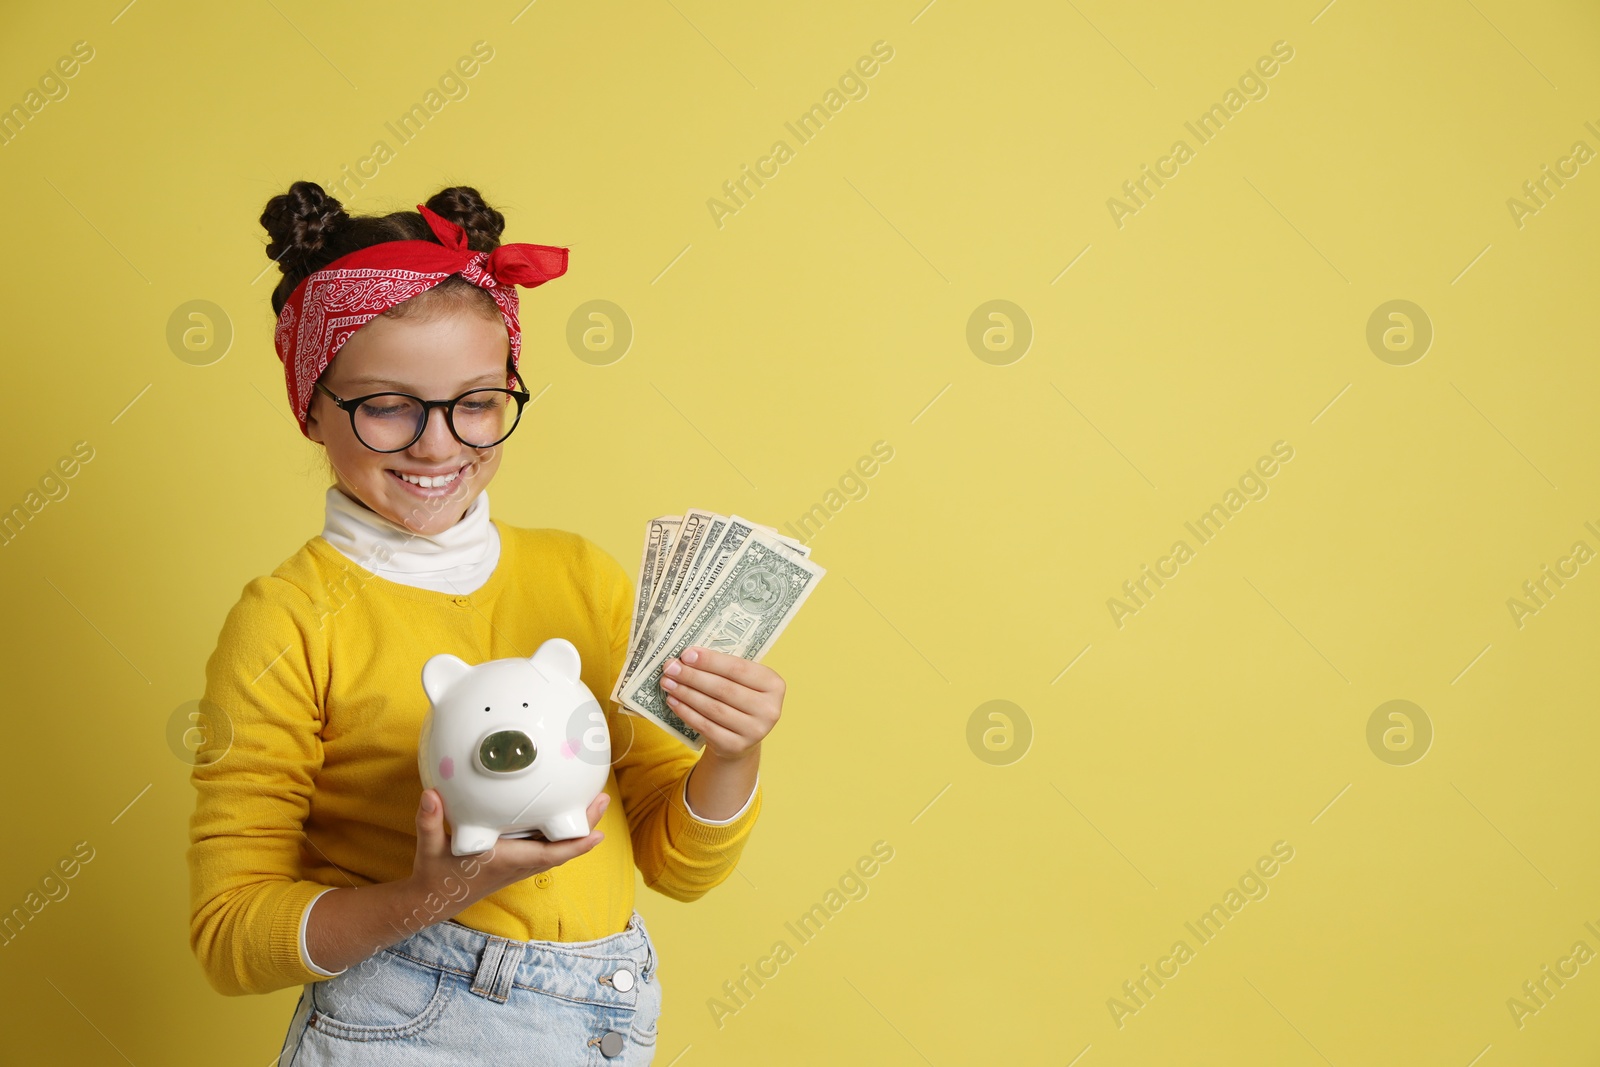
[417,638,611,856]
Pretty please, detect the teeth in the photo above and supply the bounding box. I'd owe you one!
[396,467,462,488]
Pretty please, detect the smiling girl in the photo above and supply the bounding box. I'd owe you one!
[186,181,783,1064]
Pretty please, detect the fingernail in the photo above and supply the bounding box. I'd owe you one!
[665,660,681,676]
[683,648,700,664]
[421,793,437,813]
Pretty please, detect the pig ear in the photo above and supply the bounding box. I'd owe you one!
[529,638,582,683]
[421,654,473,703]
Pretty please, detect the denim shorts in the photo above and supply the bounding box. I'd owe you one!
[279,909,662,1065]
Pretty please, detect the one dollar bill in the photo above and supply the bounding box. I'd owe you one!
[611,514,825,748]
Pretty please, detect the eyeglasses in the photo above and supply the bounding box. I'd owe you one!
[314,380,531,453]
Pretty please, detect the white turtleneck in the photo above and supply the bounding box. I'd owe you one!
[301,483,757,975]
[320,483,502,595]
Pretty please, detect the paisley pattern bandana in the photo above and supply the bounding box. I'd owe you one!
[273,203,569,438]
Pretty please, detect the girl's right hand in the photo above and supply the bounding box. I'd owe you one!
[405,787,611,925]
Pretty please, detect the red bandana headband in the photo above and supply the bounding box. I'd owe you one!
[273,203,569,438]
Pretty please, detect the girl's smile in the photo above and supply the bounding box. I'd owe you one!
[388,460,478,495]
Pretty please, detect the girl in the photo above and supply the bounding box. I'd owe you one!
[186,182,784,1065]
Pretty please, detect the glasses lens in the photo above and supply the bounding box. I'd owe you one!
[451,389,521,447]
[352,394,425,452]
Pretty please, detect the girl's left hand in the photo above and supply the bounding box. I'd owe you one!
[659,647,783,760]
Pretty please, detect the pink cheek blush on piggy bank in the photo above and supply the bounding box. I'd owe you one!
[417,637,612,856]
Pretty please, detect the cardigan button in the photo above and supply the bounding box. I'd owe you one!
[451,596,469,606]
[533,872,552,888]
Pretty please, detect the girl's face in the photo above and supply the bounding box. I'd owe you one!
[305,306,514,537]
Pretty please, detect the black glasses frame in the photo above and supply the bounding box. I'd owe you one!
[314,380,531,453]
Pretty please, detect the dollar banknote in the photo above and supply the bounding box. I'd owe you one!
[609,511,825,748]
[620,515,680,685]
[614,509,716,694]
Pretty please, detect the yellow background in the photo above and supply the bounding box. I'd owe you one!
[1,0,1597,1063]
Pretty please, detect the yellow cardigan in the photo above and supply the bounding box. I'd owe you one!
[186,520,762,996]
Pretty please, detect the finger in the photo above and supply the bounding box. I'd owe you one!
[676,647,776,691]
[537,830,606,863]
[664,691,748,752]
[415,789,446,848]
[475,793,609,853]
[491,797,610,866]
[665,681,755,735]
[484,834,593,875]
[661,662,754,710]
[510,829,606,871]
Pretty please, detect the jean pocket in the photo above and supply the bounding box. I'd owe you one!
[308,951,456,1042]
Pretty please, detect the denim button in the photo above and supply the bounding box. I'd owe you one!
[612,967,634,992]
[599,1030,625,1057]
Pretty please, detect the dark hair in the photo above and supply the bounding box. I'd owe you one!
[260,181,508,329]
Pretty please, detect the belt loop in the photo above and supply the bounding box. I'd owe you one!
[633,911,656,980]
[470,935,525,1003]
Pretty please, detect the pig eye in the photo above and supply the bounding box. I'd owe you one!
[479,730,537,773]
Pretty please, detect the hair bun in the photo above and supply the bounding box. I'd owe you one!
[260,180,350,274]
[425,186,505,252]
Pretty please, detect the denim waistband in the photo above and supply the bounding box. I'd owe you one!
[377,909,655,1009]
